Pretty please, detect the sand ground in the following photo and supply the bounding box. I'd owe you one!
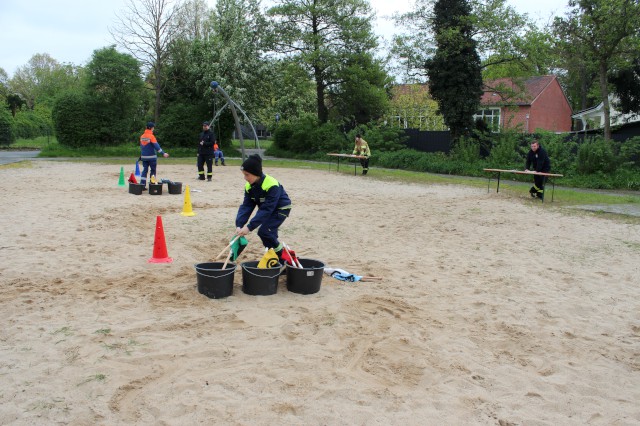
[0,161,639,425]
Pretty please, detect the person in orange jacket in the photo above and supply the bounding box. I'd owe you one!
[139,122,169,189]
[214,139,226,166]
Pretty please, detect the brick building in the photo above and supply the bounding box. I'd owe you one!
[478,75,573,133]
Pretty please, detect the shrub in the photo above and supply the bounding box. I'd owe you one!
[487,135,520,169]
[619,136,640,168]
[450,136,481,165]
[540,133,578,175]
[0,106,14,145]
[576,137,619,174]
[52,92,94,148]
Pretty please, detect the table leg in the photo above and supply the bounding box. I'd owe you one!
[496,172,501,193]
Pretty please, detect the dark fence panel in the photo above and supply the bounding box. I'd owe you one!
[568,121,640,143]
[402,129,452,153]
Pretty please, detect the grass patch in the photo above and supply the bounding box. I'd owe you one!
[102,338,144,355]
[77,374,107,386]
[5,136,56,149]
[230,138,272,150]
[52,326,73,336]
[0,161,33,170]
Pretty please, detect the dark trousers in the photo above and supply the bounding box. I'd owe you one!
[256,210,290,249]
[533,174,545,191]
[141,160,157,187]
[360,157,369,174]
[197,154,213,179]
[215,151,225,165]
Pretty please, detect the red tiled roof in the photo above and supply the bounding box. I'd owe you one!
[391,83,430,96]
[480,75,556,106]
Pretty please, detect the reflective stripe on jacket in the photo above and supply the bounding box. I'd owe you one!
[140,129,164,160]
[236,174,292,231]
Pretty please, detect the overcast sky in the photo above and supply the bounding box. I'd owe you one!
[0,0,568,78]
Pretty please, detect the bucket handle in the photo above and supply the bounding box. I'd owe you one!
[194,267,236,279]
[242,265,283,279]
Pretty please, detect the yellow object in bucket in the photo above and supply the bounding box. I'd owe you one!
[257,248,279,268]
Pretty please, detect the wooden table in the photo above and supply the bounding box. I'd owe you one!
[483,168,564,202]
[327,153,368,176]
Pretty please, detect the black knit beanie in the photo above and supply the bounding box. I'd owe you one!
[241,154,263,177]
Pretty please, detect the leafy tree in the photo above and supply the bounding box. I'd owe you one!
[0,68,8,100]
[111,0,185,123]
[174,0,214,40]
[481,28,556,80]
[209,0,271,114]
[84,47,146,145]
[162,0,271,145]
[610,58,640,115]
[386,84,445,130]
[426,0,483,143]
[6,94,25,117]
[553,32,599,111]
[267,0,379,124]
[9,53,82,109]
[327,52,391,126]
[256,59,316,130]
[554,0,640,140]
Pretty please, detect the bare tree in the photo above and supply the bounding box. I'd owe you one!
[110,0,185,123]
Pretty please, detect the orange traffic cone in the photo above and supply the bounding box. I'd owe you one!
[180,185,196,216]
[148,215,173,263]
[128,173,138,184]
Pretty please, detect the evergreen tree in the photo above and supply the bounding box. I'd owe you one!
[425,0,483,143]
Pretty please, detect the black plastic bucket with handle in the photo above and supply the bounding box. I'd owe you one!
[241,261,281,296]
[194,262,236,299]
[286,258,325,295]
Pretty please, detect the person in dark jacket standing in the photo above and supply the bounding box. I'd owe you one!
[525,139,551,199]
[197,121,215,181]
[139,122,169,189]
[235,154,292,261]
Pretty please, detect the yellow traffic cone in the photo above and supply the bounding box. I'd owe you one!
[181,185,196,216]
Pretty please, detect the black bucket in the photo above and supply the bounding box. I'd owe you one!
[194,262,236,299]
[168,182,182,194]
[129,183,144,195]
[241,260,281,296]
[286,258,325,295]
[149,183,163,195]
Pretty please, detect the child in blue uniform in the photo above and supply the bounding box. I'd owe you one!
[139,122,169,189]
[235,154,292,261]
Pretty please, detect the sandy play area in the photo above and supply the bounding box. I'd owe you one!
[1,160,639,425]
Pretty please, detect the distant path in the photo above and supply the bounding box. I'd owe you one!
[0,150,40,165]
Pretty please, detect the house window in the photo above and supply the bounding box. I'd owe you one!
[474,108,501,132]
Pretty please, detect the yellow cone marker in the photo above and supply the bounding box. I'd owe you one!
[181,185,196,216]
